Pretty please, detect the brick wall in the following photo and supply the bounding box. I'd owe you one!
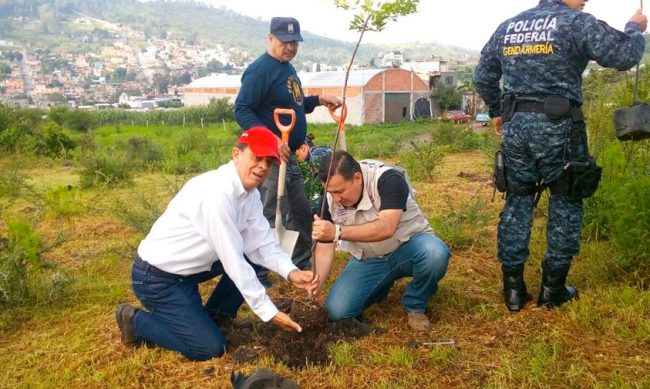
[363,92,383,124]
[365,68,428,93]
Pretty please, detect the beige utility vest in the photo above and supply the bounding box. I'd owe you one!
[328,163,433,259]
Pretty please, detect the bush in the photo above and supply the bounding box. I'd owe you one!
[113,192,164,235]
[176,129,213,155]
[398,140,447,182]
[48,105,68,126]
[582,143,650,279]
[0,221,73,306]
[299,159,324,213]
[63,109,98,133]
[45,185,84,218]
[122,136,163,169]
[0,161,31,199]
[431,125,488,152]
[430,191,491,250]
[31,123,77,158]
[79,151,134,188]
[580,69,650,282]
[0,124,31,153]
[163,150,216,175]
[205,97,234,123]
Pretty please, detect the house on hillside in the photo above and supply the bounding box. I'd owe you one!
[182,68,430,125]
[378,51,405,68]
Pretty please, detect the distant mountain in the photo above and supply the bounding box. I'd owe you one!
[0,0,478,66]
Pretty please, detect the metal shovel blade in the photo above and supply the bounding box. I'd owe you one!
[614,102,650,141]
[271,107,299,257]
[273,224,299,256]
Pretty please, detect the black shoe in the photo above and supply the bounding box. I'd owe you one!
[231,368,299,389]
[536,261,579,308]
[502,264,532,312]
[115,303,139,346]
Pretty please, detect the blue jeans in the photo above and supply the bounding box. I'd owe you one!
[325,232,450,320]
[130,255,245,361]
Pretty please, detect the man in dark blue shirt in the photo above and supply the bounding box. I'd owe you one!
[235,17,341,271]
[475,0,646,312]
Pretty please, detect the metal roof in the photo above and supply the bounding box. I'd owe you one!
[188,74,241,88]
[298,69,384,87]
[187,69,386,89]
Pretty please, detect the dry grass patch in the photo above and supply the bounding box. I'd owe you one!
[1,150,649,388]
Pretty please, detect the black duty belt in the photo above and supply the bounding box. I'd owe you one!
[515,101,546,113]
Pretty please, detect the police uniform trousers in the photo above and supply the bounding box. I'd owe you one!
[498,112,587,270]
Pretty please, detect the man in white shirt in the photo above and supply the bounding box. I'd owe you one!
[115,126,318,361]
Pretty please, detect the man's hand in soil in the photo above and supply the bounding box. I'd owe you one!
[288,270,319,295]
[270,311,302,332]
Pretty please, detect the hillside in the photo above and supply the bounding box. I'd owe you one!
[0,0,478,65]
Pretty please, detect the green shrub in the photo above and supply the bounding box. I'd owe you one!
[430,191,491,250]
[163,150,218,175]
[112,192,163,234]
[122,136,163,169]
[0,221,73,305]
[45,185,84,218]
[31,123,76,158]
[0,221,46,304]
[431,125,487,152]
[205,97,234,123]
[298,159,323,212]
[580,68,650,282]
[48,105,68,126]
[176,129,213,155]
[79,151,134,188]
[63,109,98,133]
[0,162,30,199]
[398,140,447,182]
[0,124,31,153]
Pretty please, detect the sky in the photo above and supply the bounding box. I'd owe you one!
[201,0,643,51]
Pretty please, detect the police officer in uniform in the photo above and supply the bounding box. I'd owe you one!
[475,0,646,312]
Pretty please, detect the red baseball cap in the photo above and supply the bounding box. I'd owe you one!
[237,126,281,164]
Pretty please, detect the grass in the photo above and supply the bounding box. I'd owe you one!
[0,122,649,387]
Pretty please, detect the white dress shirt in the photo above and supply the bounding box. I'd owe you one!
[138,160,297,322]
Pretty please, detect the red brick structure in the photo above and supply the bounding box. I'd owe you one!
[183,68,430,125]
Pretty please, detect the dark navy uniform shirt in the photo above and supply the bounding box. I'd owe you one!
[235,52,320,151]
[475,0,645,118]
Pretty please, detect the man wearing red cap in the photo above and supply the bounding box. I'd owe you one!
[115,127,318,361]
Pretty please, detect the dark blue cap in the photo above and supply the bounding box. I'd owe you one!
[270,17,303,42]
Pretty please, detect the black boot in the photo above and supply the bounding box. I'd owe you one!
[502,264,532,312]
[537,261,579,308]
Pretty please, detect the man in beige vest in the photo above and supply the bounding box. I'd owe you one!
[311,151,450,331]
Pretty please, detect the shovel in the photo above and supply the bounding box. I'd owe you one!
[613,0,650,141]
[272,108,300,256]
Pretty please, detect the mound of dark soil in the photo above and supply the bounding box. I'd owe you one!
[223,299,373,369]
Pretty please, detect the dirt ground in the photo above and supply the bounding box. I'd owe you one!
[222,298,374,369]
